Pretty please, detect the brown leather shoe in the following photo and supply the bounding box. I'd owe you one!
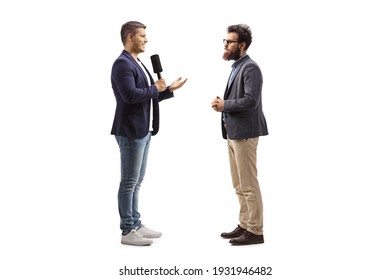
[229,231,264,245]
[221,225,246,239]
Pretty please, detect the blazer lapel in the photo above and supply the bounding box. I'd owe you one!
[140,61,155,85]
[134,59,150,86]
[224,56,250,99]
[123,51,151,86]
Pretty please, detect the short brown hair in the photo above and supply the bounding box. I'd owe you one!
[227,24,252,50]
[120,21,146,45]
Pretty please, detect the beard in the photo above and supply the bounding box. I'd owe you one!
[222,48,241,61]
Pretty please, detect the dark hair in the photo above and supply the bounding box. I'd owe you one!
[120,21,146,45]
[227,24,252,50]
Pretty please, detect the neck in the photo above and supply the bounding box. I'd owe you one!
[124,46,138,60]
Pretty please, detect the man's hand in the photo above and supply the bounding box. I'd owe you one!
[211,96,224,112]
[169,77,188,92]
[155,78,167,92]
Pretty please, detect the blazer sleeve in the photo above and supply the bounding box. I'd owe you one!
[224,62,262,112]
[112,58,159,104]
[157,86,174,102]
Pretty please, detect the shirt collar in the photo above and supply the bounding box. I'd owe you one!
[232,54,248,69]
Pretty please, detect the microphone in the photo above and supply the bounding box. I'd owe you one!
[150,54,163,79]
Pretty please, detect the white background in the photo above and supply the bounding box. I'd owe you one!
[1,0,389,279]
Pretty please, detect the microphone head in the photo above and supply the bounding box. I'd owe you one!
[150,54,163,74]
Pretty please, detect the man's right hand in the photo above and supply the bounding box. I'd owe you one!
[155,78,167,92]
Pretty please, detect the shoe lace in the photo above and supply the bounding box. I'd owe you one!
[131,229,143,238]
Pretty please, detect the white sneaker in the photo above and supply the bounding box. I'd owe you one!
[121,229,153,246]
[136,225,162,238]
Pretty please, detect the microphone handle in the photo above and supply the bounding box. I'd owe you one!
[157,72,161,79]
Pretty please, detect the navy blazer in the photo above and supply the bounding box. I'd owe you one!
[222,55,268,140]
[110,50,173,139]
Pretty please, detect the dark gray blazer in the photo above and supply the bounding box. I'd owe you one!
[222,55,268,140]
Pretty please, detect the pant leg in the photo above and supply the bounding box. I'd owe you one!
[115,133,151,235]
[228,137,263,235]
[228,139,249,228]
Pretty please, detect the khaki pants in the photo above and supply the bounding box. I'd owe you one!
[228,137,263,235]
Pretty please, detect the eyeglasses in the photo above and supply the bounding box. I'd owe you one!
[223,39,239,45]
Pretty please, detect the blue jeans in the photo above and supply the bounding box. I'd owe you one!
[115,133,151,235]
